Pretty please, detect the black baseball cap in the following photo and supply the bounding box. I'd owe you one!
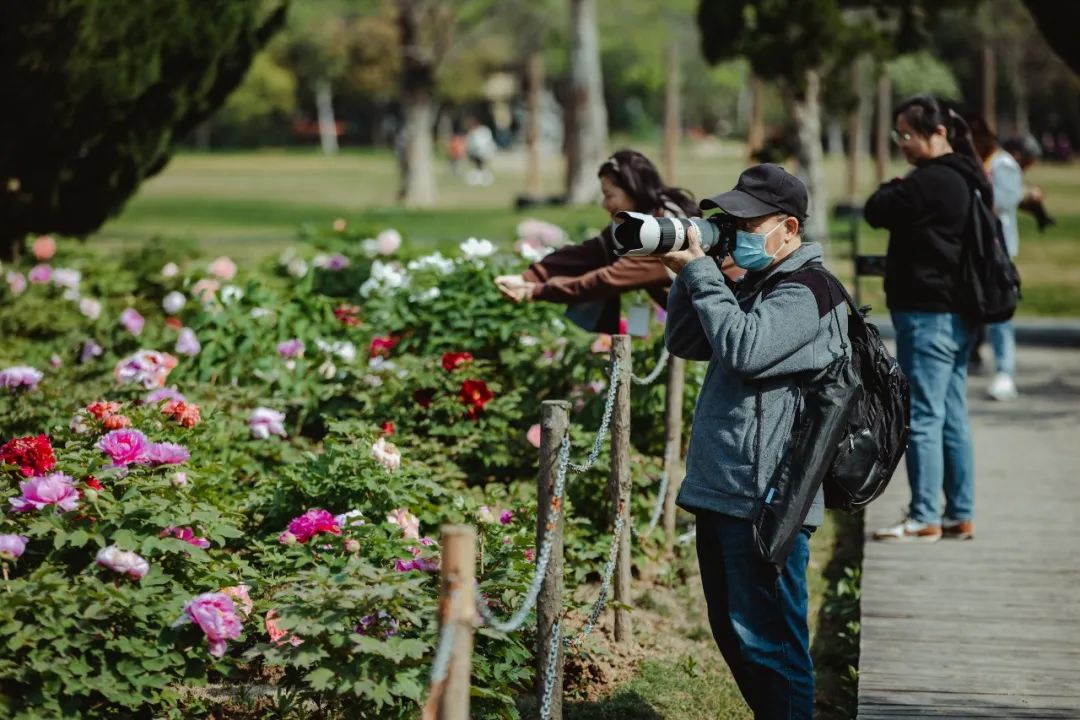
[700,164,808,221]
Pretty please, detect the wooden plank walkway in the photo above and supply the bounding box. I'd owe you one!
[858,345,1080,719]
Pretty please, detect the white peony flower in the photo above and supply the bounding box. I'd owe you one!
[287,258,309,278]
[220,285,244,304]
[406,252,455,275]
[371,437,401,472]
[459,237,496,260]
[161,262,180,278]
[79,297,102,320]
[162,291,186,315]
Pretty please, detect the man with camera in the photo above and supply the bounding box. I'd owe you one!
[649,164,849,719]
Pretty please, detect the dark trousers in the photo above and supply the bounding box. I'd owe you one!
[695,511,814,720]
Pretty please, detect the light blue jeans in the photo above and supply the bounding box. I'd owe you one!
[989,321,1016,377]
[892,312,976,524]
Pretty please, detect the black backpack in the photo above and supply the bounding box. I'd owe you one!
[958,186,1021,323]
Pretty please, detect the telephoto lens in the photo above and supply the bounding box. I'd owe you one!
[610,211,734,258]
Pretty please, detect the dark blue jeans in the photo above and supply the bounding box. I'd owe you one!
[696,511,813,720]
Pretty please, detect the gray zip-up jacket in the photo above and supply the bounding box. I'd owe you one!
[665,243,849,527]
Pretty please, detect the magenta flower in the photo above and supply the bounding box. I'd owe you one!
[164,526,211,549]
[9,473,79,513]
[179,593,243,657]
[97,429,149,466]
[0,534,28,560]
[280,508,341,544]
[0,366,43,391]
[28,264,52,284]
[120,308,145,336]
[356,611,398,638]
[96,545,150,580]
[325,254,350,271]
[394,557,438,573]
[175,328,201,357]
[144,442,189,466]
[499,510,514,525]
[277,339,305,359]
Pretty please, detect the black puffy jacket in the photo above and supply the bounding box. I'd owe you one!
[864,153,993,313]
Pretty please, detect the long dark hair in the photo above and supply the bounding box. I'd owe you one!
[893,95,980,162]
[597,149,699,216]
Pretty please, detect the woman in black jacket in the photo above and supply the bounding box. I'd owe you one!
[865,95,990,544]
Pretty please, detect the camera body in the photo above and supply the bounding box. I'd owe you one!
[611,211,737,258]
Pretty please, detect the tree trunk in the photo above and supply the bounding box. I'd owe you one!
[398,0,436,206]
[875,68,891,185]
[982,40,997,130]
[662,41,680,182]
[525,52,544,199]
[315,78,339,156]
[790,69,827,245]
[1008,47,1029,136]
[747,73,765,160]
[564,0,608,204]
[846,55,870,203]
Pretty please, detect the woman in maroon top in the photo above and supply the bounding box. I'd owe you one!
[494,150,700,333]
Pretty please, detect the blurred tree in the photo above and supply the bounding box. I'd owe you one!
[210,52,298,147]
[564,0,610,204]
[0,0,286,260]
[887,51,962,101]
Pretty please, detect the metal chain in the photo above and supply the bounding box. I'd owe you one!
[568,355,621,474]
[564,509,625,649]
[632,469,670,540]
[429,615,457,684]
[539,619,562,720]
[631,346,669,386]
[476,433,571,633]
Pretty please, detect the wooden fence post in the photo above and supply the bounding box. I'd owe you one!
[610,335,633,644]
[536,400,569,719]
[662,355,685,553]
[424,525,476,720]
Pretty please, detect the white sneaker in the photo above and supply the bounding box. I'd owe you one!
[873,518,942,542]
[986,372,1018,401]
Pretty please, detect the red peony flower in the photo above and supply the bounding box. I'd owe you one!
[369,335,399,358]
[459,380,494,420]
[0,434,57,477]
[164,317,184,330]
[101,414,133,430]
[413,388,435,409]
[162,399,201,428]
[380,421,395,436]
[86,401,122,420]
[85,476,103,491]
[334,305,362,327]
[441,352,474,372]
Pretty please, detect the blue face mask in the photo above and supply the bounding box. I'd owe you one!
[732,220,787,271]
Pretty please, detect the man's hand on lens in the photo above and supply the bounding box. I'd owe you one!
[495,274,535,303]
[660,224,706,274]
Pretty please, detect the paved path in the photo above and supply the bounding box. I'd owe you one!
[858,345,1080,719]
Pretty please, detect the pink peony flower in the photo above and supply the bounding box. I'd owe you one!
[175,328,201,357]
[371,437,401,472]
[28,264,52,284]
[386,508,420,540]
[97,429,149,466]
[191,278,220,302]
[95,545,149,580]
[180,593,243,657]
[49,354,62,368]
[248,407,286,440]
[164,526,210,549]
[32,235,56,260]
[590,334,612,354]
[9,473,79,513]
[145,387,186,405]
[376,229,402,255]
[144,442,189,466]
[356,611,398,638]
[524,548,536,562]
[344,538,361,553]
[221,585,253,617]
[280,508,340,544]
[114,351,178,389]
[207,257,237,280]
[0,366,43,391]
[171,471,188,487]
[80,339,103,364]
[120,308,145,336]
[325,254,350,271]
[277,339,305,359]
[265,609,303,647]
[5,271,26,296]
[527,423,542,448]
[0,534,28,560]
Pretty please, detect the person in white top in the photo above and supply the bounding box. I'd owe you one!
[464,116,497,187]
[968,114,1023,401]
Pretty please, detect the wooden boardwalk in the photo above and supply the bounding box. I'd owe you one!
[858,345,1080,719]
